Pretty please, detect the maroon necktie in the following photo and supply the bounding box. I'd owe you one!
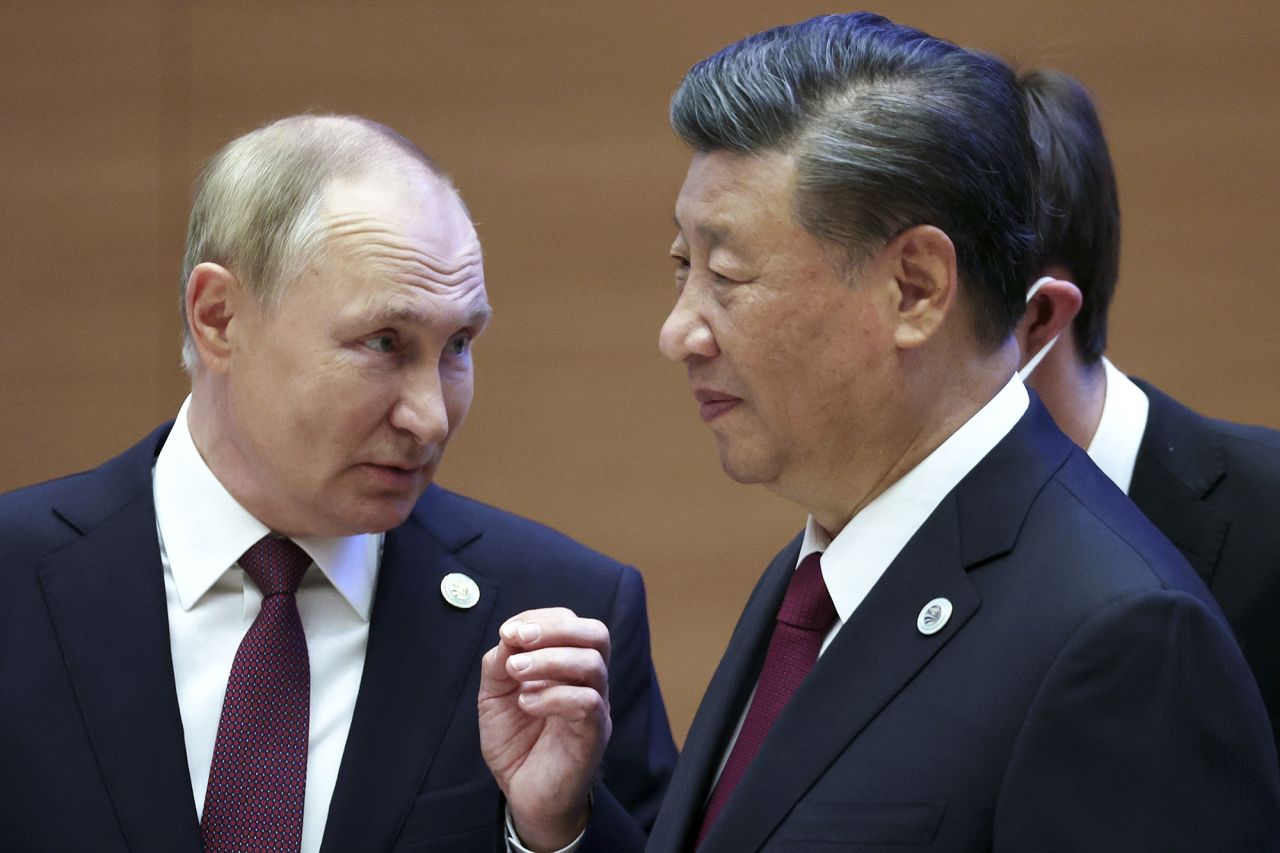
[201,536,312,853]
[697,552,835,846]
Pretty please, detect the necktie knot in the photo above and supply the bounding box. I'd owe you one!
[776,552,836,631]
[239,535,311,597]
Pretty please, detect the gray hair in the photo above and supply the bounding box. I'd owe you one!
[179,114,447,372]
[670,12,1040,349]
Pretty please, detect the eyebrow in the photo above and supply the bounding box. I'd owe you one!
[672,214,730,247]
[364,301,493,329]
[464,303,494,328]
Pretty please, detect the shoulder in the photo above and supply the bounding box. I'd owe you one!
[1136,380,1280,529]
[1000,450,1268,736]
[418,486,627,565]
[0,424,169,562]
[0,471,91,556]
[412,484,641,598]
[1019,448,1219,611]
[1206,414,1280,473]
[1138,378,1280,469]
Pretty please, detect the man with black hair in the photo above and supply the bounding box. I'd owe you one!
[511,13,1280,851]
[1014,67,1280,756]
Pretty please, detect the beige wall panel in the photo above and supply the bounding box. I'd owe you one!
[3,1,1277,743]
[1,1,178,485]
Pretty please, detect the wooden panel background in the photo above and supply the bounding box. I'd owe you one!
[2,0,1277,744]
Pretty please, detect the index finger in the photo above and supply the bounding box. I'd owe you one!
[498,608,611,666]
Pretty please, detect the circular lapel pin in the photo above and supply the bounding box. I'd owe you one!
[916,597,953,636]
[440,572,481,609]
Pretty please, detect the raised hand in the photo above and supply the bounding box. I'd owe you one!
[478,607,612,852]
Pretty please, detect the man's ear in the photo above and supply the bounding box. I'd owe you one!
[185,262,246,374]
[883,224,958,350]
[1013,277,1082,367]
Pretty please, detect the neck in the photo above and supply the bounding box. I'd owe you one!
[186,377,220,471]
[797,337,1020,536]
[1025,338,1107,450]
[187,376,281,534]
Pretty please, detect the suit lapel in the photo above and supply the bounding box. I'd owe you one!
[646,539,801,853]
[699,498,979,853]
[321,496,498,852]
[1129,379,1229,585]
[677,400,1071,853]
[37,425,203,852]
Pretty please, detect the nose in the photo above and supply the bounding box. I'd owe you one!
[658,288,718,363]
[389,364,451,446]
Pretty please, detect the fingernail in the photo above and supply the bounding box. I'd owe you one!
[518,622,541,643]
[509,654,531,672]
[518,691,537,706]
[501,620,520,641]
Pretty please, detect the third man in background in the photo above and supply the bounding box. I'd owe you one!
[1014,68,1280,751]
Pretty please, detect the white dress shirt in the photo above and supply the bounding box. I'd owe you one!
[153,396,381,853]
[1084,357,1150,495]
[710,375,1030,789]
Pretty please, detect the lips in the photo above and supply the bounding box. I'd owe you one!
[361,461,430,490]
[692,387,741,422]
[369,460,426,472]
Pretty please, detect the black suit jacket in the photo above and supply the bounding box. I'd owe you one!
[647,399,1279,852]
[1130,378,1280,750]
[0,424,676,852]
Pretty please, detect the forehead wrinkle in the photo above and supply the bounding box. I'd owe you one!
[323,214,484,294]
[674,205,740,253]
[375,246,484,290]
[326,216,482,272]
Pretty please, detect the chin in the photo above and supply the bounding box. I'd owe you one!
[364,502,420,533]
[715,445,779,487]
[328,496,420,535]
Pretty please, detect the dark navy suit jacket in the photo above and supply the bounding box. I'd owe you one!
[0,423,676,852]
[646,399,1280,852]
[1130,379,1280,752]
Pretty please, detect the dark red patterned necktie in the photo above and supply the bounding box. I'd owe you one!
[201,536,312,853]
[697,552,835,847]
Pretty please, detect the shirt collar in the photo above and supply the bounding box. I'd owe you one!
[1085,357,1150,495]
[154,395,380,618]
[800,374,1029,622]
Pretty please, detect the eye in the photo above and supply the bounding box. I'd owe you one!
[362,333,398,354]
[447,333,472,357]
[712,267,755,286]
[671,253,690,288]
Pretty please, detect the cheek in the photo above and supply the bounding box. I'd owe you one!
[297,367,395,440]
[443,370,475,425]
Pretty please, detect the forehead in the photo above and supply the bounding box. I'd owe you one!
[319,165,479,257]
[307,166,487,308]
[674,150,798,242]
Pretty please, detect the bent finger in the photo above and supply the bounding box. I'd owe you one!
[506,646,609,695]
[499,611,610,664]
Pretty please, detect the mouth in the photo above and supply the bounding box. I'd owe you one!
[692,388,741,422]
[361,461,430,490]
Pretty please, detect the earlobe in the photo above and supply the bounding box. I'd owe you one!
[887,225,957,350]
[186,262,243,373]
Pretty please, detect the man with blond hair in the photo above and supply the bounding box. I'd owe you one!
[0,115,674,853]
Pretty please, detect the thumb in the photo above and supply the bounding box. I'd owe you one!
[478,641,520,700]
